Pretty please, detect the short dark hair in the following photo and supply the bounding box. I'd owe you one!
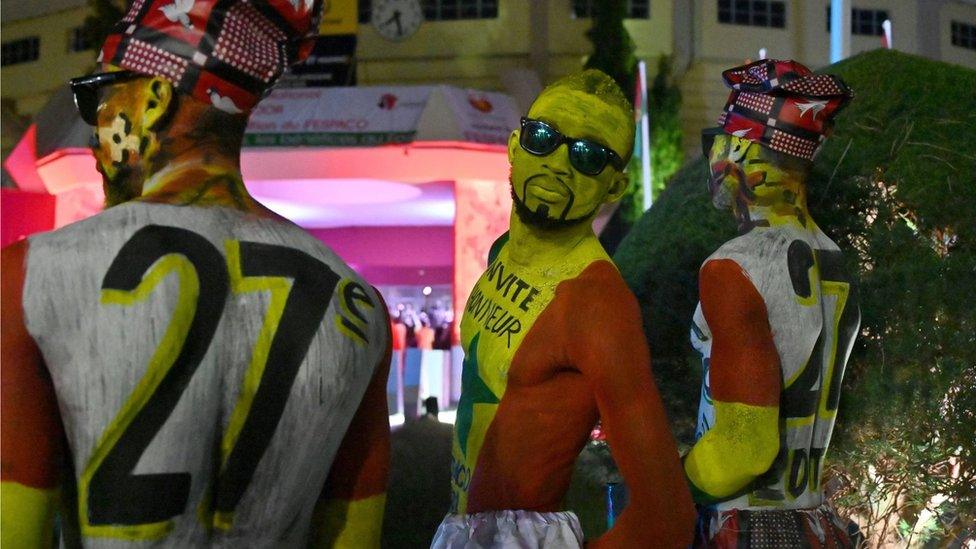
[189,104,248,156]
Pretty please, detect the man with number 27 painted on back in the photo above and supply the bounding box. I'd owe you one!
[1,2,390,547]
[686,59,861,547]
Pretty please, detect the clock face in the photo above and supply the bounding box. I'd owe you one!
[371,0,424,42]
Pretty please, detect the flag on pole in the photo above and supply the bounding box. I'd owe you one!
[633,61,653,211]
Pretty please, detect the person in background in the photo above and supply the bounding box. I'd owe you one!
[433,69,694,548]
[423,396,441,420]
[686,59,860,547]
[402,302,421,348]
[429,301,452,350]
[416,314,436,350]
[392,309,408,352]
[1,1,390,546]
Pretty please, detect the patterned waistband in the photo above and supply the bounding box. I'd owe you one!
[697,503,861,548]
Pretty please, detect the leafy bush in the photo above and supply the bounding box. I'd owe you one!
[614,49,976,545]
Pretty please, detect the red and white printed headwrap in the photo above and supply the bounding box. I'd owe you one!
[717,59,853,160]
[99,0,323,114]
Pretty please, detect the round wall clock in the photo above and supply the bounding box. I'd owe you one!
[371,0,424,42]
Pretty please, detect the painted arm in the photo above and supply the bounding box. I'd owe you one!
[1,240,65,548]
[683,258,781,502]
[311,339,392,548]
[578,267,695,548]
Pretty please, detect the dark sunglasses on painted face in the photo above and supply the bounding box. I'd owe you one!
[69,70,143,126]
[519,117,626,176]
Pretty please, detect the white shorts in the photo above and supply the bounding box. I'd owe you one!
[431,510,584,549]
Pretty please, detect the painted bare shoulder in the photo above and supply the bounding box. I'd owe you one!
[704,225,842,298]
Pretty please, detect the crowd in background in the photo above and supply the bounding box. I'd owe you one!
[391,302,454,351]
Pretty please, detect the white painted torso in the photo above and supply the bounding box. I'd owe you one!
[23,202,388,548]
[691,223,859,511]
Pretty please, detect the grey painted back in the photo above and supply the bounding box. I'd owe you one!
[692,223,860,511]
[23,202,389,547]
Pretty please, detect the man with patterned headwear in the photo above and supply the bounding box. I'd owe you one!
[1,2,390,546]
[686,59,860,547]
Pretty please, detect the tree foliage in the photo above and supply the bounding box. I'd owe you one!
[618,56,685,227]
[82,0,133,60]
[583,0,636,98]
[583,4,684,254]
[614,50,976,544]
[647,55,683,202]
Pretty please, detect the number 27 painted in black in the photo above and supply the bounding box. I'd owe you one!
[87,225,340,527]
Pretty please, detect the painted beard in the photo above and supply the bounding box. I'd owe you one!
[509,178,597,231]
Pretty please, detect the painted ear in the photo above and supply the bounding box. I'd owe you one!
[604,171,629,204]
[143,77,175,131]
[507,129,519,164]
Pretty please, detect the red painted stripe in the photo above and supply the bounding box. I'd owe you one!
[699,259,781,407]
[1,239,65,489]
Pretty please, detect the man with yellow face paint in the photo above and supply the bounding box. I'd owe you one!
[1,1,391,547]
[432,70,695,548]
[685,60,860,547]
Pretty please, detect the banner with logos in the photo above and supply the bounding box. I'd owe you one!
[439,87,521,145]
[244,85,521,148]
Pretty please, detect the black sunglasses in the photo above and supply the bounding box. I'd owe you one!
[69,70,143,125]
[519,117,626,176]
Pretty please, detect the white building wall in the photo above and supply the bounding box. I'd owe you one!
[940,1,976,69]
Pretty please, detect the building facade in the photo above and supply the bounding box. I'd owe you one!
[3,0,975,160]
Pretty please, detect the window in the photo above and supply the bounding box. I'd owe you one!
[421,0,498,21]
[1,37,40,66]
[951,20,976,50]
[826,7,888,36]
[572,0,651,19]
[69,27,92,52]
[717,0,785,29]
[358,0,498,24]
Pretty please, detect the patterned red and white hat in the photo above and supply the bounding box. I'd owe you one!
[99,0,323,114]
[716,59,853,160]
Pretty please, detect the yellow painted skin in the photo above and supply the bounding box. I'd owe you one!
[707,134,815,232]
[93,65,273,215]
[451,235,611,513]
[91,69,171,205]
[684,402,780,499]
[311,493,386,548]
[0,482,58,548]
[450,85,631,514]
[682,134,816,501]
[510,88,631,230]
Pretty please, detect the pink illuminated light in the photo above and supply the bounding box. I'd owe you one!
[36,148,103,194]
[3,125,47,193]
